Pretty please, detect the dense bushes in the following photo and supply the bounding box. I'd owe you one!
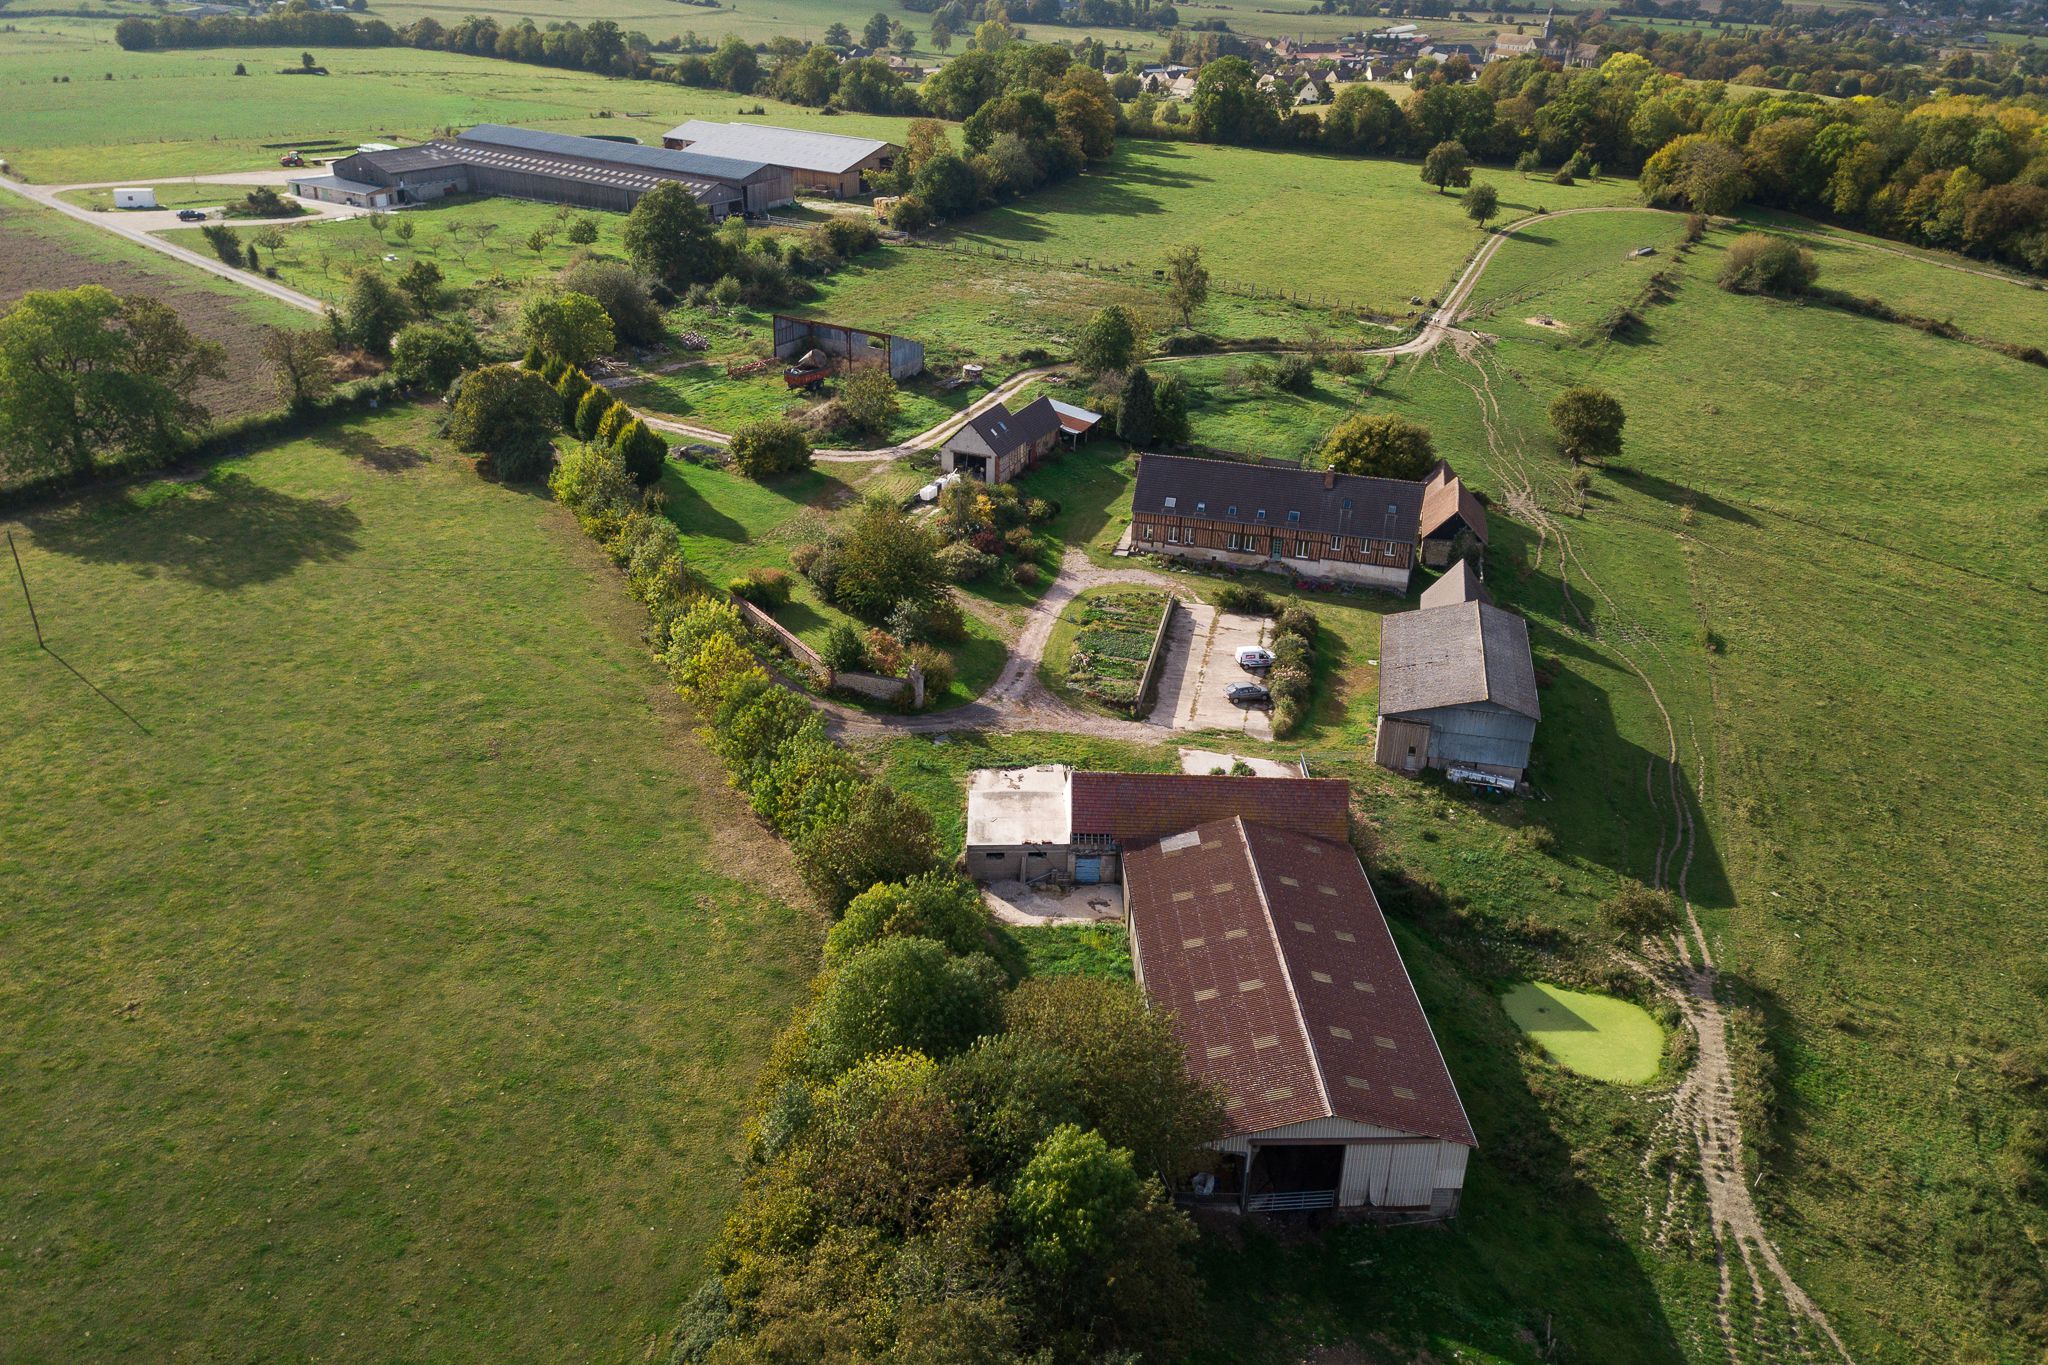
[802,495,949,623]
[728,418,812,480]
[446,363,560,480]
[1267,605,1319,737]
[1718,232,1820,296]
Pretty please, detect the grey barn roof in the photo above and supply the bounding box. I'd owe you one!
[1419,559,1491,610]
[957,395,1061,456]
[457,123,774,183]
[1132,453,1425,543]
[1377,601,1539,721]
[664,119,895,174]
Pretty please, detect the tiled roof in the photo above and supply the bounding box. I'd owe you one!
[1419,559,1491,610]
[1377,602,1540,721]
[1069,771,1349,845]
[1132,452,1425,544]
[1125,817,1475,1144]
[1419,464,1489,544]
[663,120,894,175]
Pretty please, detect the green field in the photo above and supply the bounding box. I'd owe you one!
[939,143,1642,316]
[0,407,816,1360]
[0,23,926,183]
[1502,982,1666,1084]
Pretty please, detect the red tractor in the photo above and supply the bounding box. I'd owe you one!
[279,150,306,168]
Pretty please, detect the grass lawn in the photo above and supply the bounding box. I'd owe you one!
[1501,982,1666,1084]
[622,353,981,447]
[57,182,263,212]
[1006,922,1134,980]
[939,141,1641,317]
[0,406,817,1360]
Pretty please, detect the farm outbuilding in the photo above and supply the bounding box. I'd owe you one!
[112,187,156,209]
[964,768,1472,1215]
[940,397,1063,484]
[1418,461,1489,569]
[323,124,784,218]
[662,120,899,199]
[772,314,924,380]
[1374,598,1539,786]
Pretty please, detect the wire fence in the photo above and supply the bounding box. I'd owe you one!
[910,237,1409,321]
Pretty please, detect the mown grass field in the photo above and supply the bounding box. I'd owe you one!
[939,143,1642,315]
[0,22,925,183]
[1501,982,1667,1084]
[0,407,818,1360]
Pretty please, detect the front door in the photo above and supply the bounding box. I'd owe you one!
[1074,856,1102,884]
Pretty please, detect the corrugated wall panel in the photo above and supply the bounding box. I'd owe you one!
[1434,1142,1469,1190]
[1382,1143,1440,1207]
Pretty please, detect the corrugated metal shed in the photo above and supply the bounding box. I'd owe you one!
[663,119,894,174]
[457,123,772,183]
[1377,601,1539,721]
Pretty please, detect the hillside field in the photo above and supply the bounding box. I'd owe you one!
[0,410,818,1360]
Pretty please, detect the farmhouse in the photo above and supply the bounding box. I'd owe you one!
[307,124,796,217]
[1417,461,1490,568]
[964,767,1474,1217]
[1374,590,1540,787]
[1129,452,1425,593]
[940,396,1063,484]
[661,120,899,199]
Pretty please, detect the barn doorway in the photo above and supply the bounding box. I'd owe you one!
[1244,1143,1343,1212]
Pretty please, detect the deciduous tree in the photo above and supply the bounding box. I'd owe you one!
[519,290,614,368]
[1073,303,1140,374]
[623,180,727,291]
[728,416,813,479]
[1162,242,1209,329]
[1421,139,1473,194]
[1548,385,1626,464]
[446,363,560,480]
[1317,412,1435,481]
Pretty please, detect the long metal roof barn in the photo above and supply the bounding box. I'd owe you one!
[662,119,895,174]
[456,123,773,183]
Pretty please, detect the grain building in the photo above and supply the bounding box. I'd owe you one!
[303,124,795,217]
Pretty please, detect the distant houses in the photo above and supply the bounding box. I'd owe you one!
[964,766,1476,1217]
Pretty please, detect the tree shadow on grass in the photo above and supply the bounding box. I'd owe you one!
[1599,465,1758,526]
[32,470,361,591]
[658,462,747,543]
[326,429,427,473]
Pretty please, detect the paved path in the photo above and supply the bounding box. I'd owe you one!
[0,172,331,316]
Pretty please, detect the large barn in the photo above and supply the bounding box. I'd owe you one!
[963,767,1475,1218]
[662,120,899,199]
[307,125,795,217]
[1374,575,1540,787]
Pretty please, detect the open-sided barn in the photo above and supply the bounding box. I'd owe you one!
[662,120,899,199]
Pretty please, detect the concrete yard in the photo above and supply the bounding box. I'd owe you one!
[1145,603,1275,740]
[1178,748,1301,778]
[981,879,1125,926]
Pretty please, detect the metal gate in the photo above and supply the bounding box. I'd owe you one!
[1074,856,1102,884]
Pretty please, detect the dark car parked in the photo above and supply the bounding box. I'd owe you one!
[175,209,208,222]
[1226,682,1272,708]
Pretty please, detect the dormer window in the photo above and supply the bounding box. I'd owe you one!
[1341,498,1353,510]
[1226,505,1238,518]
[1255,509,1267,522]
[1195,501,1206,514]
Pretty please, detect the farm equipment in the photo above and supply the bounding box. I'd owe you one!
[783,347,831,390]
[279,150,306,167]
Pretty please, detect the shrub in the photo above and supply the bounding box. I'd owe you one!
[1275,605,1319,643]
[792,784,943,913]
[446,363,560,481]
[200,222,243,266]
[565,215,599,245]
[1325,349,1363,376]
[824,873,992,964]
[1002,525,1038,558]
[389,320,481,392]
[862,628,906,676]
[728,418,813,479]
[815,215,880,260]
[1213,584,1275,616]
[575,384,612,439]
[887,593,966,645]
[555,366,592,425]
[1012,561,1041,588]
[906,642,954,699]
[731,567,794,608]
[614,418,668,488]
[791,542,824,575]
[1598,879,1679,940]
[937,540,997,583]
[1719,232,1818,296]
[802,937,1004,1075]
[550,440,638,540]
[519,290,615,368]
[821,620,865,671]
[1552,168,1575,186]
[1273,353,1314,394]
[596,400,634,447]
[559,259,664,347]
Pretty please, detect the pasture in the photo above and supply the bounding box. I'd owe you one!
[0,23,924,183]
[0,407,817,1361]
[939,143,1641,315]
